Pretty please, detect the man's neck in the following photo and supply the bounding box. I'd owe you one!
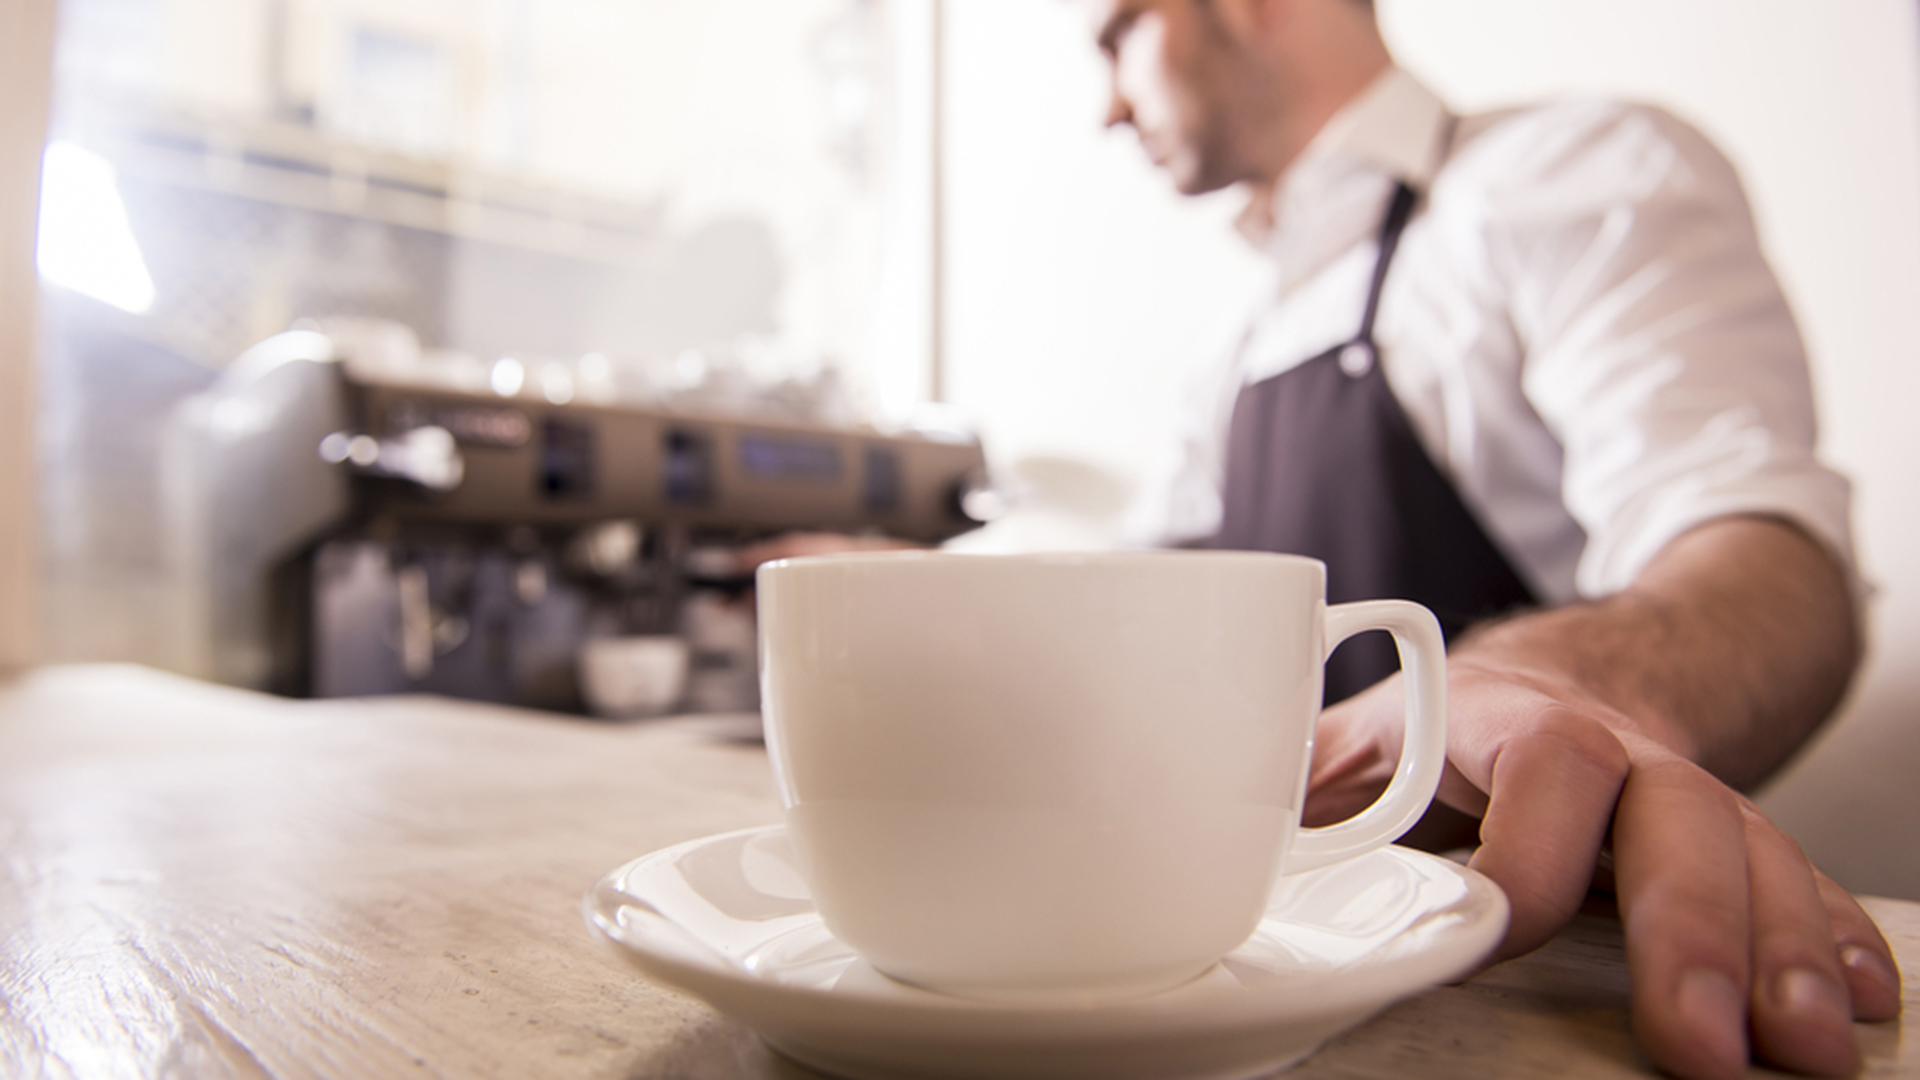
[1235,56,1393,247]
[1259,50,1391,186]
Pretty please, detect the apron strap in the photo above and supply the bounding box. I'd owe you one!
[1354,181,1419,348]
[1355,113,1458,348]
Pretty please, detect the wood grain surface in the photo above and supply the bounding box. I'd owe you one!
[1,664,1912,1079]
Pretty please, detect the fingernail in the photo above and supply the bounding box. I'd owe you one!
[1776,967,1851,1029]
[1840,944,1900,997]
[1677,968,1748,1073]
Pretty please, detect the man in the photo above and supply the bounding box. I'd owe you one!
[1091,0,1899,1077]
[745,1,1902,1076]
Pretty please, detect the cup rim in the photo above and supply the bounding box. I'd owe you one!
[756,549,1327,575]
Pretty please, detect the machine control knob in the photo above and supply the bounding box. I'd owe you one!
[319,425,465,492]
[949,470,1005,525]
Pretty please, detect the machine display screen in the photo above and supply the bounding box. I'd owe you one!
[737,434,842,482]
[863,446,901,512]
[539,418,594,500]
[665,429,715,505]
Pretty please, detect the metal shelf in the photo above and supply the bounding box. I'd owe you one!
[55,93,668,267]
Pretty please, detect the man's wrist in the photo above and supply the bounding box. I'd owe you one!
[1444,642,1701,764]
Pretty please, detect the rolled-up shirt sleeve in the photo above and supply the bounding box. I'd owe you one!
[1491,103,1860,600]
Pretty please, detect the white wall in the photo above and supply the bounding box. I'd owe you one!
[944,0,1920,899]
[0,0,56,671]
[943,0,1271,484]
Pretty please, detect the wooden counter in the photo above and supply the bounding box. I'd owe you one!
[1,665,1912,1078]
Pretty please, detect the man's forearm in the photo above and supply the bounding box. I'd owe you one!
[1452,515,1860,790]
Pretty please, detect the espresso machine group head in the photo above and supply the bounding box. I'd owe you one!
[169,328,989,714]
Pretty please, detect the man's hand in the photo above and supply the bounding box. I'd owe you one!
[1307,517,1902,1079]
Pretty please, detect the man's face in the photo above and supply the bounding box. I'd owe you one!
[1092,0,1263,195]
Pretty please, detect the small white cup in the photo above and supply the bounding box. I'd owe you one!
[756,550,1446,1002]
[578,635,690,718]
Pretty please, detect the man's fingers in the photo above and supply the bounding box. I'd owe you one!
[1465,712,1627,959]
[1613,757,1751,1080]
[1740,804,1860,1075]
[1812,867,1903,1022]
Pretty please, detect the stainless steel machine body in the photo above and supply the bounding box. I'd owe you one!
[169,329,987,713]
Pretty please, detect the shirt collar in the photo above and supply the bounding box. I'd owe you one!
[1301,66,1454,191]
[1238,66,1453,251]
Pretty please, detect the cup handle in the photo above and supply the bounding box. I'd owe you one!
[1283,599,1448,873]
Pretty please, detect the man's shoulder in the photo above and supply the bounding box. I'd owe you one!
[1444,97,1743,210]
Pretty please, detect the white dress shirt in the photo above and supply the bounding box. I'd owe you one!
[1126,67,1858,607]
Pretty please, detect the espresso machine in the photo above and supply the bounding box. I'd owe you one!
[167,326,989,714]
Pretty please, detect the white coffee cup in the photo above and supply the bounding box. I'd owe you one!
[756,551,1446,1002]
[578,635,691,718]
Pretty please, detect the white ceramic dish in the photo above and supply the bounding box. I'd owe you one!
[584,825,1508,1080]
[578,635,690,718]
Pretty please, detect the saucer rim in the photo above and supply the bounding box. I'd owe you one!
[584,823,1510,1023]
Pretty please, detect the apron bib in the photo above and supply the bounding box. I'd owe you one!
[1215,181,1538,704]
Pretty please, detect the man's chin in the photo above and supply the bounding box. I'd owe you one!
[1168,168,1232,197]
[1143,145,1232,197]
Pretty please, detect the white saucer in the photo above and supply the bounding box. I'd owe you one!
[584,826,1508,1080]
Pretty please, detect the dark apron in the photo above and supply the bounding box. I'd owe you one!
[1215,181,1539,705]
